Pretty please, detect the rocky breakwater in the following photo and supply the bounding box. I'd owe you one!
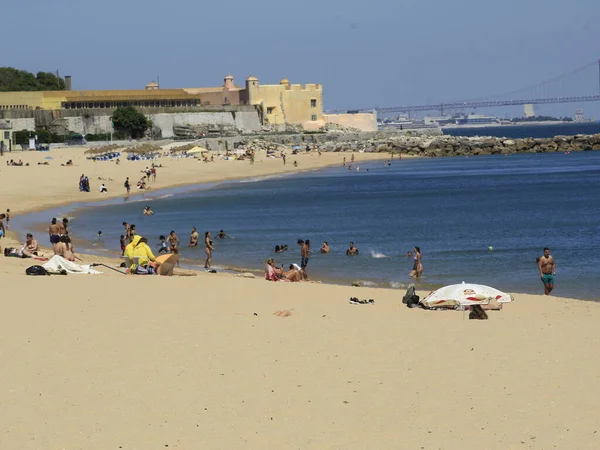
[319,133,600,156]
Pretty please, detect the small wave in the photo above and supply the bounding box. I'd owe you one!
[352,280,378,287]
[389,281,408,289]
[238,173,290,184]
[370,250,389,259]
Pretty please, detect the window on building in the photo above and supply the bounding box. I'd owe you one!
[311,99,317,108]
[267,107,275,114]
[311,114,317,121]
[4,132,9,139]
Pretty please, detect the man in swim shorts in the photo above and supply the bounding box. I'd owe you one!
[49,218,61,244]
[538,247,556,295]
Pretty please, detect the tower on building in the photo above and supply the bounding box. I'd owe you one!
[223,75,234,90]
[245,75,259,104]
[524,104,535,118]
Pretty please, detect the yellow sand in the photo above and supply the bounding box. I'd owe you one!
[1,146,598,449]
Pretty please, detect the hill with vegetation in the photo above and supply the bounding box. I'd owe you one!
[0,68,65,91]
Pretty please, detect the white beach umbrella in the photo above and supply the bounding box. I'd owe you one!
[421,282,514,308]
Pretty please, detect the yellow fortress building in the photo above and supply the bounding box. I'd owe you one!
[0,75,323,127]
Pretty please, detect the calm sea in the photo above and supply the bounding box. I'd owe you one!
[443,121,600,138]
[19,148,600,301]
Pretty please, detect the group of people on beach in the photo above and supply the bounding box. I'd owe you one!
[119,220,231,273]
[265,238,423,283]
[47,217,81,261]
[1,208,43,258]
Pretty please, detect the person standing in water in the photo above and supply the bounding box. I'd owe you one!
[204,231,215,270]
[59,218,69,236]
[189,227,199,247]
[167,230,179,252]
[538,247,556,295]
[409,246,423,278]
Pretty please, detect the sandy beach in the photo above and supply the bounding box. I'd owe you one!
[0,145,390,215]
[1,145,599,449]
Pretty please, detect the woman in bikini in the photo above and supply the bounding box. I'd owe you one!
[409,246,423,279]
[204,231,215,270]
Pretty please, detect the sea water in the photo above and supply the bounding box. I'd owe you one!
[33,150,600,300]
[443,121,600,138]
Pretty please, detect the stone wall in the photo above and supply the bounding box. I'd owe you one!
[6,118,35,132]
[151,110,261,138]
[323,113,378,132]
[0,106,263,136]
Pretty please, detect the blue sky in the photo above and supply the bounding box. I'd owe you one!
[4,0,600,116]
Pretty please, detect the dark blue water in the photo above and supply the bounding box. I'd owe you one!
[52,151,600,300]
[443,121,600,138]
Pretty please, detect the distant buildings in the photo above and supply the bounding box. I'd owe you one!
[0,75,323,127]
[0,120,12,151]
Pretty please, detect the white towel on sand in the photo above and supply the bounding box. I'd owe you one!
[43,255,102,275]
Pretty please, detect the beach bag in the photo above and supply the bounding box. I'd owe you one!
[402,285,420,308]
[25,265,50,276]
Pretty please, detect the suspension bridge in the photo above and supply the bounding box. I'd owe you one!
[331,59,600,115]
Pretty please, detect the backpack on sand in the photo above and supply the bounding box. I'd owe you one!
[25,265,50,276]
[402,284,420,308]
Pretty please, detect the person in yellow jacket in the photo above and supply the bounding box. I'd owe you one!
[124,235,141,261]
[125,235,159,274]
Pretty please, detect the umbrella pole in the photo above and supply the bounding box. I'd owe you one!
[91,263,126,275]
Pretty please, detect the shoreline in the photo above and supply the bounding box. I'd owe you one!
[8,151,395,217]
[6,150,592,302]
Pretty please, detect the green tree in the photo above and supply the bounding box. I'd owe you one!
[111,106,149,139]
[0,68,66,91]
[35,71,65,90]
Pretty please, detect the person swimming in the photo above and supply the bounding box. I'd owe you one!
[346,242,359,256]
[217,229,230,239]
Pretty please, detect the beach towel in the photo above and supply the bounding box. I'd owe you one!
[43,255,102,275]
